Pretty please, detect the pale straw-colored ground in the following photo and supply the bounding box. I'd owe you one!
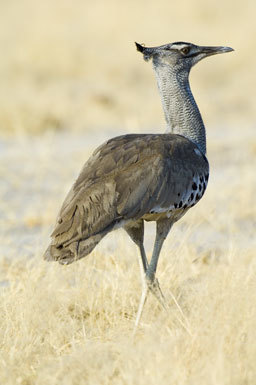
[1,125,255,385]
[0,1,256,384]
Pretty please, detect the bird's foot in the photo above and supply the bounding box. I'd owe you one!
[133,276,168,336]
[146,276,168,311]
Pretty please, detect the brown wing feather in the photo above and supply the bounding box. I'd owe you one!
[44,133,208,263]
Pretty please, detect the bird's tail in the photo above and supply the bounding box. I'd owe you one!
[43,231,107,265]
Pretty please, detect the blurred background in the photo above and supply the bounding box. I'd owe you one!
[0,4,256,382]
[0,0,255,259]
[0,0,255,135]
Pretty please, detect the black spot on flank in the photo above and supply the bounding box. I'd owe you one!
[203,182,206,191]
[205,173,209,181]
[183,204,187,209]
[196,193,200,201]
[178,193,180,197]
[191,203,195,207]
[192,182,197,190]
[189,193,194,201]
[178,201,183,208]
[174,203,178,208]
[200,176,203,183]
[199,184,202,191]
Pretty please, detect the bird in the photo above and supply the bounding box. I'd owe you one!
[43,41,233,328]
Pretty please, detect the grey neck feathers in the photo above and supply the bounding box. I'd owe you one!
[153,63,206,155]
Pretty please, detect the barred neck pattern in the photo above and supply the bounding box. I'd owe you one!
[153,64,206,155]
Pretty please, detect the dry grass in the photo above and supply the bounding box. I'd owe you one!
[1,246,256,385]
[1,0,256,384]
[1,124,255,384]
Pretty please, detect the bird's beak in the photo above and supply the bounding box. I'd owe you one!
[199,45,234,57]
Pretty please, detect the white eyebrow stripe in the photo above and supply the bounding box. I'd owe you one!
[171,44,188,50]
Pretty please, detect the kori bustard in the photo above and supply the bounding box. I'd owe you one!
[44,41,233,328]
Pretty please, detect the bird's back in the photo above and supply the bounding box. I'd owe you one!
[43,133,209,264]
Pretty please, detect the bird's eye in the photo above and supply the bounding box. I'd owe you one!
[181,47,190,55]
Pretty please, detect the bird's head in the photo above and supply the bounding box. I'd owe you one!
[135,41,233,72]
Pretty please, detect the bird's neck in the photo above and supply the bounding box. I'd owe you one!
[154,64,206,154]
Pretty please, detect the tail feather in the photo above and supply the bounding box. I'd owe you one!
[43,231,107,265]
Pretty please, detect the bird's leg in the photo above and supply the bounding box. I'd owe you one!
[124,220,148,271]
[124,221,150,330]
[125,219,173,331]
[146,219,173,308]
[133,242,150,331]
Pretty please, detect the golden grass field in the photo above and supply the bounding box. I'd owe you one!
[0,0,256,384]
